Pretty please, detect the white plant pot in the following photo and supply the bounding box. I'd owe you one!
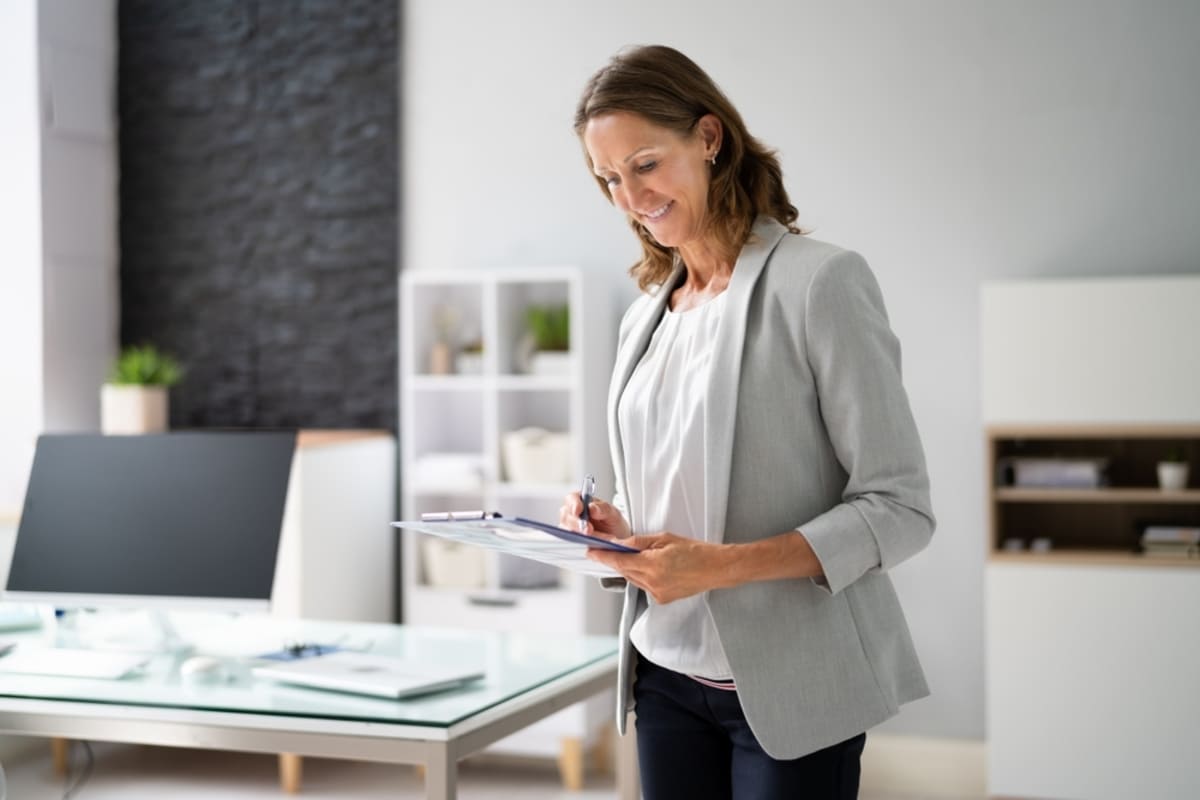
[529,351,571,377]
[101,384,168,434]
[501,427,571,484]
[455,352,483,375]
[1157,462,1189,491]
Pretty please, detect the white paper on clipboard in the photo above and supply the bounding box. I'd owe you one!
[391,512,636,578]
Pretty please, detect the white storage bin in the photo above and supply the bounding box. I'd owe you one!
[420,538,487,589]
[501,427,571,483]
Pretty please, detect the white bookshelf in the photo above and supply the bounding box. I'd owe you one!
[399,267,619,768]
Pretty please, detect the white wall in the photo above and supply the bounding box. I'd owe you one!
[403,0,1200,739]
[38,0,119,433]
[0,0,117,519]
[0,0,44,515]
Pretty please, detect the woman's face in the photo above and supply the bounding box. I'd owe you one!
[583,111,718,251]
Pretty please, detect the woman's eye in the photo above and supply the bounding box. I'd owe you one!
[636,161,657,173]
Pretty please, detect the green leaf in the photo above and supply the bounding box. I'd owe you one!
[524,304,570,352]
[109,344,184,387]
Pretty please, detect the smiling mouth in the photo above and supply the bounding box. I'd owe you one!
[641,201,672,222]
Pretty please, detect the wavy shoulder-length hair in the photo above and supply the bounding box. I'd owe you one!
[574,45,800,291]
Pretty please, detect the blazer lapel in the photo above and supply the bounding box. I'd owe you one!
[702,216,789,544]
[606,260,684,515]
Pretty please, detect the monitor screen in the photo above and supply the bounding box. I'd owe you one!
[5,431,296,611]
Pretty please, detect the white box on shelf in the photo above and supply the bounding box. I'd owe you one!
[501,427,571,484]
[420,538,487,589]
[529,351,571,376]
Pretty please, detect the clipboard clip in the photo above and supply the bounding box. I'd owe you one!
[420,510,501,522]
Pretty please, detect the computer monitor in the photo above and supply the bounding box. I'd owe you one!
[5,431,296,614]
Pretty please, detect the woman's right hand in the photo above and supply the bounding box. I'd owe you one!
[559,493,632,540]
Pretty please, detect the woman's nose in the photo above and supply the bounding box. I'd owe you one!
[616,177,646,211]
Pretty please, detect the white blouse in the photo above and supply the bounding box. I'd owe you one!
[618,290,733,680]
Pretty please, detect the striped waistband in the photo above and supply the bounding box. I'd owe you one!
[688,674,737,691]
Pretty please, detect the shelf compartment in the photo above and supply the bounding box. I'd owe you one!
[408,281,486,377]
[495,279,572,376]
[497,390,572,484]
[991,432,1199,492]
[410,390,485,460]
[994,495,1199,553]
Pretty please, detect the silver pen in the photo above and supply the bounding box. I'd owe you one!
[578,474,596,533]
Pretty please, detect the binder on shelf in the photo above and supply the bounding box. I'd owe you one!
[996,457,1109,488]
[392,512,637,579]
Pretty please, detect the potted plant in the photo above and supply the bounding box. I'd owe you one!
[1157,446,1189,491]
[519,304,571,375]
[101,344,183,434]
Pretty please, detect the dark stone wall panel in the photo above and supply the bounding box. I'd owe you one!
[118,0,398,430]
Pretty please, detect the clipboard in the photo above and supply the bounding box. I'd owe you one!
[419,511,639,552]
[391,511,638,579]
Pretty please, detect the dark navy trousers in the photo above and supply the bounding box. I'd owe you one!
[633,656,866,800]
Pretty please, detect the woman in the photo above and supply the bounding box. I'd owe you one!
[560,45,935,799]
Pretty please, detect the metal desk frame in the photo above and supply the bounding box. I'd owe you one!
[0,655,638,799]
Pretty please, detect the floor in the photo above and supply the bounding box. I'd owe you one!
[0,741,940,799]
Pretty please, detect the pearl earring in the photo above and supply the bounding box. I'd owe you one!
[709,153,717,166]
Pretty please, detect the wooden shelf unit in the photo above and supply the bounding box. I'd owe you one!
[986,424,1200,565]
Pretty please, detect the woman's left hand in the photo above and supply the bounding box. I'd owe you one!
[586,532,727,604]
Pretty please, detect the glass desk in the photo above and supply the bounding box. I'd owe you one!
[0,614,632,799]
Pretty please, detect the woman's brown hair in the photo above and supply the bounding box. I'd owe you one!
[574,45,800,291]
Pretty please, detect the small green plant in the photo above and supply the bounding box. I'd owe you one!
[525,304,569,352]
[109,344,183,386]
[1163,445,1187,464]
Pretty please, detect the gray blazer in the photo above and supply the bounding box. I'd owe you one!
[606,216,934,760]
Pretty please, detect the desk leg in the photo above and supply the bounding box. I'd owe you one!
[279,753,303,793]
[558,736,585,790]
[615,712,640,800]
[425,744,457,800]
[51,738,71,776]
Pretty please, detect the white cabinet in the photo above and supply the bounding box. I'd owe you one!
[399,268,619,761]
[981,275,1200,425]
[271,430,396,624]
[986,562,1200,800]
[981,277,1200,800]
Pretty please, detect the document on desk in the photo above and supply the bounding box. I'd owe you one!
[391,512,638,579]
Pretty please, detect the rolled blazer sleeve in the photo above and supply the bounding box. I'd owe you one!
[798,251,935,596]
